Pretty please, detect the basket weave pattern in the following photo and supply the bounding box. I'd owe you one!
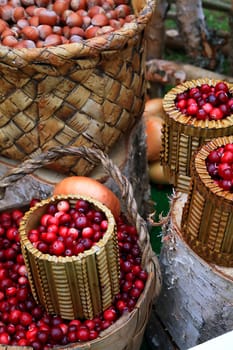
[182,136,233,267]
[19,194,119,320]
[0,145,161,350]
[161,78,233,193]
[0,0,155,176]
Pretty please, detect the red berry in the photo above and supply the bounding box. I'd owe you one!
[209,107,223,120]
[214,81,229,93]
[50,240,65,256]
[221,151,233,164]
[57,200,70,212]
[77,327,90,341]
[103,308,117,322]
[187,103,198,116]
[202,102,213,114]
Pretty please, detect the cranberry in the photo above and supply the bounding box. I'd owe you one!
[77,326,90,341]
[209,107,223,120]
[0,201,147,348]
[206,143,233,192]
[175,82,233,121]
[103,308,117,322]
[215,81,229,93]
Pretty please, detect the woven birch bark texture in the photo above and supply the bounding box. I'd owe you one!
[161,79,233,193]
[0,145,162,350]
[182,135,233,267]
[0,0,156,176]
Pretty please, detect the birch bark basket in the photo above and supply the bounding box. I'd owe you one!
[156,192,233,350]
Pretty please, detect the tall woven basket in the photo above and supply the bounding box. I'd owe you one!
[0,0,156,176]
[182,135,233,267]
[0,145,161,350]
[161,79,233,193]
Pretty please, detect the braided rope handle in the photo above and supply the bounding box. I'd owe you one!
[0,146,157,268]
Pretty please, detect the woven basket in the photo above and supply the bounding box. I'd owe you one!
[0,0,156,177]
[161,78,233,193]
[0,145,161,350]
[181,135,233,267]
[19,194,119,320]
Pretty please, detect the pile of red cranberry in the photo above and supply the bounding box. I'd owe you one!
[175,82,233,121]
[0,200,147,348]
[206,143,233,192]
[28,199,109,256]
[0,0,134,48]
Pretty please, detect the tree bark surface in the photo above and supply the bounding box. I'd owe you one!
[146,59,233,86]
[156,192,233,350]
[175,0,215,68]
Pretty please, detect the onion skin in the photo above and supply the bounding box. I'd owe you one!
[149,161,170,185]
[144,98,166,120]
[145,116,163,162]
[53,176,121,219]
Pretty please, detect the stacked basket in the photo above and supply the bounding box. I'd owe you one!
[161,79,233,193]
[0,146,161,350]
[181,135,233,267]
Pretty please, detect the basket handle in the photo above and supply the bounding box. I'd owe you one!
[0,146,156,267]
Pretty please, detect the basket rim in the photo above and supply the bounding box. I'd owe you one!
[162,78,233,130]
[192,135,233,206]
[19,194,116,263]
[0,0,156,65]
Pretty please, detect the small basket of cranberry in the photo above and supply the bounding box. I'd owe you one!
[161,79,233,193]
[0,145,161,350]
[181,135,233,267]
[19,193,119,321]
